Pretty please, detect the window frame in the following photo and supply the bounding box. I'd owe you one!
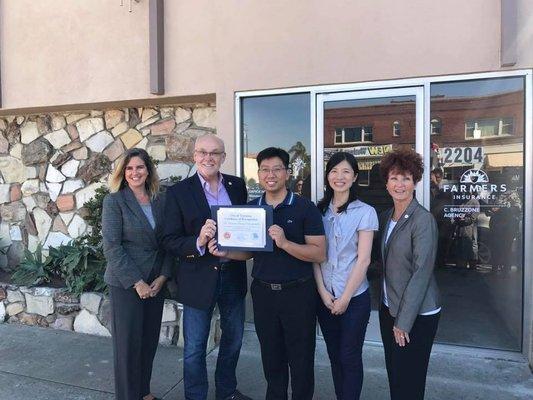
[334,125,374,145]
[464,117,515,139]
[392,120,401,137]
[235,69,532,360]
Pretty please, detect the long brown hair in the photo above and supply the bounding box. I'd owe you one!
[108,148,160,199]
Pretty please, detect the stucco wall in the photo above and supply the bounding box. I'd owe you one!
[1,0,532,171]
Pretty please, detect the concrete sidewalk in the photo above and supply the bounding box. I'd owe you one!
[0,323,532,400]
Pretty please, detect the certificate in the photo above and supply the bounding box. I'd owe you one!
[211,205,273,252]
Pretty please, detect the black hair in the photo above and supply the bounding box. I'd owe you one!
[256,147,290,169]
[431,167,443,177]
[317,152,359,215]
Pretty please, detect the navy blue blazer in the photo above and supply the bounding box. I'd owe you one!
[161,173,248,310]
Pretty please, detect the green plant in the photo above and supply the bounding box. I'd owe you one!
[48,185,111,294]
[80,186,110,248]
[11,244,57,286]
[48,240,107,296]
[168,175,182,183]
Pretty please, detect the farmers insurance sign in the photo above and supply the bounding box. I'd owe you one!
[442,168,507,202]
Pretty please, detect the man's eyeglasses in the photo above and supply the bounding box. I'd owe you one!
[194,150,225,158]
[258,167,287,175]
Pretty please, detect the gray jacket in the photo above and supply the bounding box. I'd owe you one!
[102,187,174,289]
[380,198,440,332]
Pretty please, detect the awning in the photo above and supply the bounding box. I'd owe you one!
[485,153,523,168]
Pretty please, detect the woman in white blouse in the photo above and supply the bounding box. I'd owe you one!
[314,152,378,400]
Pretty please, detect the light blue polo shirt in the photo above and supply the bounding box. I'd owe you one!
[320,200,378,298]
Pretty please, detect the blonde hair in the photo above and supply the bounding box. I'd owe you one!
[108,148,160,198]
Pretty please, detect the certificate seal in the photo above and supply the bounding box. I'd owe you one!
[223,232,231,239]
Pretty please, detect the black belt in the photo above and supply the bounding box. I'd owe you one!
[254,276,312,291]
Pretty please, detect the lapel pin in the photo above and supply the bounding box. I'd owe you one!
[404,214,409,218]
[228,181,232,186]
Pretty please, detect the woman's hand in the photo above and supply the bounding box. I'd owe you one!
[134,280,152,299]
[208,238,228,258]
[318,289,335,311]
[393,326,410,347]
[331,296,350,315]
[149,275,167,297]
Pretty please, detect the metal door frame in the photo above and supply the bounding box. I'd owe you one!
[315,87,426,207]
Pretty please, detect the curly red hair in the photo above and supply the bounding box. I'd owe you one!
[379,149,424,183]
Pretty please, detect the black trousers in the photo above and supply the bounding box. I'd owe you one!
[379,306,440,400]
[251,278,317,400]
[110,285,164,400]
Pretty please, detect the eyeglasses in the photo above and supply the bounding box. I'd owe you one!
[258,167,287,175]
[194,150,225,158]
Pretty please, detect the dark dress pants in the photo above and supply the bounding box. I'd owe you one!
[110,284,164,400]
[251,278,317,400]
[379,306,440,400]
[317,290,371,400]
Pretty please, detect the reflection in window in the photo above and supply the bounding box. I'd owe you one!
[431,117,442,135]
[465,117,514,139]
[240,93,311,199]
[392,121,401,137]
[334,126,373,144]
[430,76,524,351]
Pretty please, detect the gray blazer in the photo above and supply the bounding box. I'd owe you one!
[102,187,174,289]
[380,198,440,332]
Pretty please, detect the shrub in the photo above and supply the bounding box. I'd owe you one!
[48,239,107,296]
[11,244,58,286]
[80,186,109,248]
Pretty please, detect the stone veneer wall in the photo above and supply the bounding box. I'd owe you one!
[0,104,215,267]
[0,103,221,346]
[0,283,221,349]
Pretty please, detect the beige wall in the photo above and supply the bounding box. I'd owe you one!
[1,0,533,171]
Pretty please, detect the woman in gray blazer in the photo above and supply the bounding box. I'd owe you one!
[102,148,173,400]
[378,149,440,400]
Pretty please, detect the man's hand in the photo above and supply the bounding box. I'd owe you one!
[149,276,167,297]
[208,238,228,258]
[198,219,217,247]
[134,280,152,299]
[268,224,288,249]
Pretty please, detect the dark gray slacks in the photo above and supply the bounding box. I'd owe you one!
[110,285,164,400]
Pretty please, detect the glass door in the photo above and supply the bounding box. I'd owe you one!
[316,87,425,341]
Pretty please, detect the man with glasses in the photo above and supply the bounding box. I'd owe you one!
[208,147,326,399]
[162,134,250,400]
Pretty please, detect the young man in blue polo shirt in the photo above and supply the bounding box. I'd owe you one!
[209,147,326,399]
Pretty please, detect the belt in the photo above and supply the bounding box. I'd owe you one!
[254,276,312,291]
[218,261,238,271]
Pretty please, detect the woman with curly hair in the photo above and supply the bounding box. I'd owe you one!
[378,149,441,400]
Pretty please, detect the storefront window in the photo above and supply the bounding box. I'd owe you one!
[240,93,311,199]
[430,77,524,351]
